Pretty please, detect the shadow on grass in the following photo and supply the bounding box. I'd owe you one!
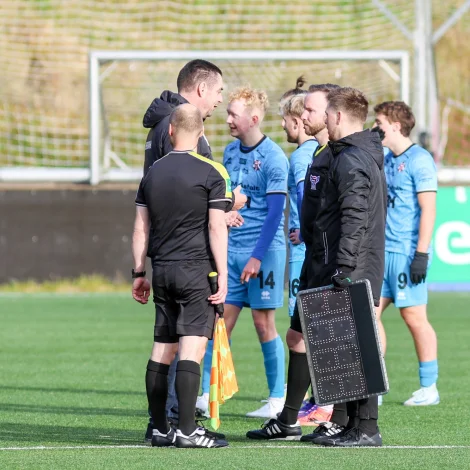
[0,385,144,396]
[0,422,143,446]
[0,403,146,418]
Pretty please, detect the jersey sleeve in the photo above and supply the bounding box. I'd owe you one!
[207,164,234,212]
[411,152,438,193]
[135,179,147,207]
[292,152,311,186]
[266,151,289,195]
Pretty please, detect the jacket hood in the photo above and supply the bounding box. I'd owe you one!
[142,91,188,128]
[330,129,384,169]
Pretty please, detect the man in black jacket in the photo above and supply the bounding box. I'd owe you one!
[142,60,244,442]
[143,59,223,174]
[246,86,386,447]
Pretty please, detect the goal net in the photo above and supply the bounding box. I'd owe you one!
[90,50,408,184]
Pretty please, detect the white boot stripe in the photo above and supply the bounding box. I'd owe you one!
[273,424,281,434]
[267,427,272,435]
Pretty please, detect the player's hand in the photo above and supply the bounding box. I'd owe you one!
[208,272,228,305]
[132,277,151,304]
[225,211,244,227]
[332,267,353,290]
[410,252,428,284]
[241,257,261,284]
[289,229,302,245]
[232,185,247,210]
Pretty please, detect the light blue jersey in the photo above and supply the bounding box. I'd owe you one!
[384,144,437,256]
[287,139,317,262]
[224,136,289,253]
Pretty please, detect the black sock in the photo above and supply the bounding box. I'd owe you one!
[330,402,348,427]
[278,351,311,425]
[175,360,201,436]
[145,360,170,434]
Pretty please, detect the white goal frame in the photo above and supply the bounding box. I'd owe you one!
[0,50,411,184]
[89,49,410,185]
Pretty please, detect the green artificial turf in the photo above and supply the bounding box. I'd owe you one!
[0,292,469,469]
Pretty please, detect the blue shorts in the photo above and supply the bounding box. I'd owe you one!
[227,249,286,310]
[288,259,303,317]
[381,251,428,308]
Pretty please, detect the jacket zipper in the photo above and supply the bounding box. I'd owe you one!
[322,232,329,265]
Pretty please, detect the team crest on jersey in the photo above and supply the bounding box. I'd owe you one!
[398,162,406,172]
[310,174,320,190]
[253,160,262,171]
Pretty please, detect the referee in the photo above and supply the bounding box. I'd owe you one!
[132,104,233,448]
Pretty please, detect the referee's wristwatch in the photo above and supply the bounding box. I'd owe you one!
[132,269,146,279]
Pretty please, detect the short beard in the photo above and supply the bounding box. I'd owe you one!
[305,121,326,137]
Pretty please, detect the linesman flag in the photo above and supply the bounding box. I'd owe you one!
[208,272,239,430]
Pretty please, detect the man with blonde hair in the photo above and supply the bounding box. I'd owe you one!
[197,86,289,419]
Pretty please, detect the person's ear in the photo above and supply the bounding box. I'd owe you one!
[293,116,302,129]
[197,81,207,97]
[336,111,341,126]
[168,123,173,136]
[251,114,259,127]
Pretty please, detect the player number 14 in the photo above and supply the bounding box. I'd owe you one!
[258,270,276,289]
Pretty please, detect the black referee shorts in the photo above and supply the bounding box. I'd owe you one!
[151,259,217,343]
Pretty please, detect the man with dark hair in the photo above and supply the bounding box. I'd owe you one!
[246,85,386,447]
[132,103,232,448]
[374,101,439,407]
[141,60,244,442]
[246,83,348,442]
[143,59,223,173]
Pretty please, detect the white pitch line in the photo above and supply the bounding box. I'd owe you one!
[1,445,470,451]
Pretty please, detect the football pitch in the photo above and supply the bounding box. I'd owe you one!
[1,292,469,469]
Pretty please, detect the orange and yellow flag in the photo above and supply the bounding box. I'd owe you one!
[209,317,238,430]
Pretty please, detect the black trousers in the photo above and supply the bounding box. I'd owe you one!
[346,396,379,422]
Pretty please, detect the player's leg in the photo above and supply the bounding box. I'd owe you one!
[377,251,394,356]
[246,323,305,439]
[146,340,179,442]
[391,253,439,405]
[245,250,286,418]
[176,335,209,435]
[198,250,245,411]
[376,297,392,355]
[145,263,180,446]
[401,304,439,405]
[174,261,228,448]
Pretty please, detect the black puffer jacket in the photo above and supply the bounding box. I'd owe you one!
[300,130,386,306]
[142,91,212,174]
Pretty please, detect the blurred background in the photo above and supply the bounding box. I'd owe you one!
[0,0,469,288]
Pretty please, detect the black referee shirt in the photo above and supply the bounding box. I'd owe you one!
[135,150,234,261]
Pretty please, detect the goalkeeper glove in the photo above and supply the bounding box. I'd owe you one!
[332,267,354,289]
[410,252,429,284]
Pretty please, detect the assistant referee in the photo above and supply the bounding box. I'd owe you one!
[132,103,233,449]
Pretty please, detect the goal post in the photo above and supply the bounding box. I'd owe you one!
[88,49,410,185]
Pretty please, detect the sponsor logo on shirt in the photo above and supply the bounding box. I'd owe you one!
[261,290,271,300]
[145,141,151,150]
[239,158,247,165]
[253,160,262,171]
[310,175,320,190]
